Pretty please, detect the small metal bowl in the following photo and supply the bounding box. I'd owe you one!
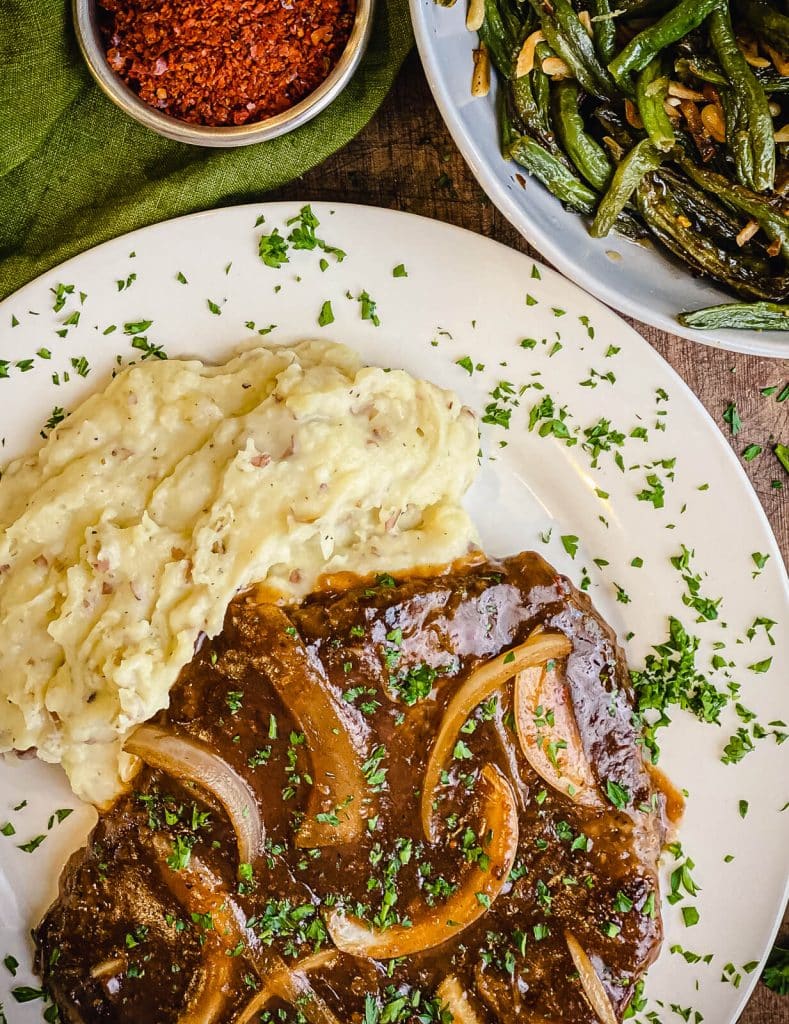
[73,0,374,147]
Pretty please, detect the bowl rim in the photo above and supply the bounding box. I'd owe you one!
[409,0,789,358]
[72,0,375,148]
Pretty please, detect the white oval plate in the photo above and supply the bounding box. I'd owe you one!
[410,0,789,358]
[0,204,786,1023]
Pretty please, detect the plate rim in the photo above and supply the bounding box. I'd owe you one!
[409,0,789,359]
[1,199,787,1023]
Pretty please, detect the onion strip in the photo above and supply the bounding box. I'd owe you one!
[233,951,339,1024]
[327,763,518,958]
[125,723,263,864]
[420,632,572,842]
[243,605,368,848]
[565,931,618,1024]
[158,844,341,1024]
[514,662,603,807]
[155,846,243,1024]
[436,976,484,1024]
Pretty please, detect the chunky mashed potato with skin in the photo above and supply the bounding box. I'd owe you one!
[0,340,479,806]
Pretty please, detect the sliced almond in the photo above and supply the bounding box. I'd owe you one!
[663,98,681,120]
[762,41,789,77]
[737,35,771,67]
[735,219,760,247]
[472,43,491,97]
[774,124,789,144]
[667,81,705,101]
[578,9,594,37]
[541,55,571,78]
[516,30,545,77]
[700,103,726,143]
[767,237,782,256]
[625,98,643,129]
[466,0,485,32]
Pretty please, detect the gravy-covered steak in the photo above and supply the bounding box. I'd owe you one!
[37,552,664,1024]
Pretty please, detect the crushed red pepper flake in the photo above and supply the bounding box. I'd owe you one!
[99,0,356,127]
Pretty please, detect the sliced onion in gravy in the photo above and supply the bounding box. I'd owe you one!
[436,975,484,1023]
[514,662,603,807]
[233,951,340,1024]
[124,724,264,865]
[248,605,369,848]
[327,763,518,958]
[156,848,245,1024]
[420,632,573,842]
[565,931,618,1024]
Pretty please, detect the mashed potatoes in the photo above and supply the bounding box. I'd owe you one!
[0,340,479,805]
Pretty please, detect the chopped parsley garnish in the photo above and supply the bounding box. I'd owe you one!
[258,228,289,268]
[631,617,728,763]
[763,945,789,995]
[391,662,436,706]
[722,402,742,435]
[561,534,579,559]
[605,780,630,809]
[17,834,46,853]
[166,835,194,871]
[318,301,335,327]
[358,291,380,326]
[392,264,408,278]
[123,320,153,335]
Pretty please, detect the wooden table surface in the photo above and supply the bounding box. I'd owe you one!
[271,50,789,1022]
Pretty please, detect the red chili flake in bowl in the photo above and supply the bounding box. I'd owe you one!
[98,0,356,127]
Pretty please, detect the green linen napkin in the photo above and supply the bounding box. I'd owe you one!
[0,0,413,300]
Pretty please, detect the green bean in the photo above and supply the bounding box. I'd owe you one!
[678,301,789,330]
[532,40,555,127]
[591,139,666,236]
[719,87,755,189]
[541,0,617,99]
[553,81,613,190]
[755,70,789,93]
[674,55,728,86]
[590,0,617,64]
[608,0,720,91]
[678,159,789,262]
[509,135,598,213]
[709,4,775,192]
[479,0,519,76]
[737,0,789,54]
[593,104,639,150]
[636,56,675,151]
[659,168,745,247]
[636,174,788,301]
[512,72,564,156]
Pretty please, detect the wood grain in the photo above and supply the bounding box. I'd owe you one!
[270,50,789,1022]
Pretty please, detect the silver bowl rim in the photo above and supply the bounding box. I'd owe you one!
[72,0,375,148]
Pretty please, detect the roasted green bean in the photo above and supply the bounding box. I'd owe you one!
[509,135,598,213]
[608,0,720,90]
[459,0,788,313]
[737,0,789,54]
[678,301,789,330]
[554,81,613,190]
[591,139,666,236]
[709,3,775,192]
[590,0,617,63]
[636,56,676,151]
[679,159,789,261]
[540,0,617,99]
[636,174,788,300]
